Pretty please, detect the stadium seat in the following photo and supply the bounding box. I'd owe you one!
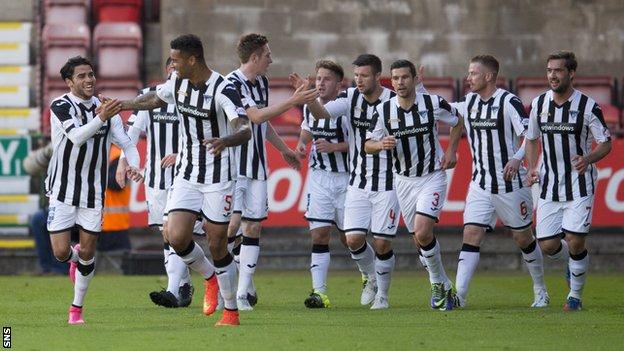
[268,78,303,135]
[460,77,510,97]
[515,77,548,110]
[42,23,90,78]
[381,77,457,102]
[0,22,32,65]
[0,66,32,85]
[94,0,143,23]
[44,0,88,25]
[0,85,29,108]
[93,22,142,79]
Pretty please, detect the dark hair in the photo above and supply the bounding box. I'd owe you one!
[470,54,500,76]
[170,34,205,62]
[547,50,577,71]
[60,56,93,80]
[165,56,172,67]
[390,59,416,77]
[237,33,269,63]
[315,60,344,81]
[352,54,382,74]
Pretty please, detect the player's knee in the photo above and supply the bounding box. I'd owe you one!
[414,228,433,245]
[311,227,331,245]
[511,228,534,248]
[538,239,559,255]
[53,247,71,262]
[345,233,365,250]
[373,238,392,255]
[462,227,484,246]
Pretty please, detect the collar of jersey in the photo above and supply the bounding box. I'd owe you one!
[548,89,578,108]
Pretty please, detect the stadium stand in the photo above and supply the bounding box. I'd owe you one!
[94,0,143,23]
[42,23,90,78]
[44,0,88,25]
[93,22,142,79]
[460,76,510,97]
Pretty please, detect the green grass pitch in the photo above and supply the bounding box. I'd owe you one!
[1,271,623,350]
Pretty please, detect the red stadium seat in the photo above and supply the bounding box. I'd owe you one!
[44,0,88,24]
[381,77,457,102]
[94,0,143,23]
[42,23,91,78]
[460,77,510,98]
[515,77,548,110]
[93,22,142,79]
[573,76,615,106]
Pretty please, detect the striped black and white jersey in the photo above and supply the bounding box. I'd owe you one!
[226,69,269,180]
[127,86,179,190]
[301,103,350,173]
[156,71,248,185]
[526,89,611,201]
[45,92,139,209]
[367,94,459,178]
[452,89,529,194]
[322,87,395,191]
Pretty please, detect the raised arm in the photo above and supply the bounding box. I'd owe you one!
[246,84,317,124]
[204,117,251,155]
[51,98,120,147]
[119,91,167,111]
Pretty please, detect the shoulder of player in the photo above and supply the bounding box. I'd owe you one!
[50,95,75,115]
[530,91,550,108]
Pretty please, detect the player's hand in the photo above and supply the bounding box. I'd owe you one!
[295,142,307,159]
[503,158,522,181]
[441,150,457,170]
[289,83,318,106]
[380,136,397,150]
[571,154,589,173]
[115,157,128,188]
[161,153,178,168]
[96,99,121,121]
[288,73,314,90]
[416,65,425,85]
[314,139,334,153]
[203,137,227,155]
[524,168,540,186]
[281,148,301,170]
[126,166,143,183]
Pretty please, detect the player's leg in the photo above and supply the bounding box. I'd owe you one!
[201,187,239,326]
[456,183,493,307]
[412,171,455,310]
[561,195,593,311]
[369,190,399,310]
[344,187,376,305]
[227,178,244,266]
[535,198,570,292]
[305,225,332,308]
[236,179,267,309]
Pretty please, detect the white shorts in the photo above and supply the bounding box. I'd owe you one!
[536,195,594,240]
[47,198,102,234]
[232,177,268,222]
[304,169,349,231]
[145,185,167,227]
[167,177,234,225]
[395,171,447,234]
[162,188,204,234]
[344,186,400,239]
[463,182,533,231]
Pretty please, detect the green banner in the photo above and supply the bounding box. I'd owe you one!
[0,135,30,177]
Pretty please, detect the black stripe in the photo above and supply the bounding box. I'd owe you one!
[535,94,549,199]
[71,143,87,206]
[99,130,108,207]
[575,95,589,197]
[148,109,157,188]
[196,82,209,184]
[86,133,100,208]
[424,96,436,174]
[335,116,349,172]
[348,89,360,186]
[210,77,225,183]
[475,100,487,189]
[398,106,414,176]
[56,139,74,202]
[560,102,573,201]
[546,101,559,201]
[498,92,513,193]
[466,95,479,182]
[484,102,498,193]
[158,108,168,189]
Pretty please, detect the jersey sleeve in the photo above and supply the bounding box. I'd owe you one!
[156,74,176,105]
[301,105,311,132]
[324,91,349,118]
[366,105,386,141]
[217,83,248,122]
[434,96,459,127]
[110,115,140,168]
[525,99,541,140]
[507,95,529,137]
[127,109,149,133]
[587,102,611,143]
[50,99,77,134]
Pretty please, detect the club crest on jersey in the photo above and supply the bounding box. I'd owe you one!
[177,90,188,97]
[418,110,428,122]
[203,94,213,106]
[492,106,499,113]
[569,110,579,120]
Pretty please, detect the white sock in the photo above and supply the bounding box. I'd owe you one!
[421,238,451,289]
[177,241,215,279]
[237,237,260,298]
[215,253,238,310]
[568,250,589,299]
[311,245,330,293]
[349,239,376,282]
[72,257,95,307]
[548,239,570,261]
[166,246,191,298]
[521,240,546,294]
[375,250,395,298]
[456,244,480,302]
[419,252,428,271]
